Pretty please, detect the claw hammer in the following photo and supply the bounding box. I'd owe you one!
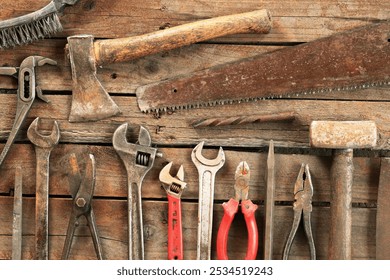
[310,121,377,259]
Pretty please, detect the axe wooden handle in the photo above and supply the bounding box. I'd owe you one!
[94,9,272,65]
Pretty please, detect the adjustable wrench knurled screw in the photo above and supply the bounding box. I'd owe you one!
[191,141,225,260]
[113,123,162,260]
[27,117,60,260]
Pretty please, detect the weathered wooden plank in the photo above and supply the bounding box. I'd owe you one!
[0,144,380,203]
[0,95,390,149]
[0,43,279,92]
[0,0,388,42]
[0,198,376,260]
[1,41,389,98]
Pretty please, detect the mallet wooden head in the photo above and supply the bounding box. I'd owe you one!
[309,120,377,260]
[310,121,377,149]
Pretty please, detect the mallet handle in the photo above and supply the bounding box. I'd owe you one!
[94,9,272,65]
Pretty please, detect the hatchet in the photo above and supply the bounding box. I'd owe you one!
[66,9,272,122]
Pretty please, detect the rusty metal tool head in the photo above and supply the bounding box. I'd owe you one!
[113,123,162,260]
[62,153,103,260]
[65,9,272,122]
[159,162,187,260]
[0,0,79,49]
[234,161,250,201]
[191,141,225,260]
[310,120,377,260]
[136,21,390,113]
[216,161,258,260]
[0,56,57,168]
[27,117,60,148]
[283,163,315,260]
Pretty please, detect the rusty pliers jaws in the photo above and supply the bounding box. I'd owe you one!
[293,163,313,212]
[159,162,187,198]
[282,163,316,260]
[62,153,103,260]
[234,161,251,201]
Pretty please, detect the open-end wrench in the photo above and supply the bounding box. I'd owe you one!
[27,117,60,260]
[113,123,162,260]
[0,56,57,168]
[159,162,187,260]
[191,141,225,260]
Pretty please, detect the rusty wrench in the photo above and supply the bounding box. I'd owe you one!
[0,56,57,167]
[27,117,60,260]
[191,141,225,260]
[159,162,187,260]
[113,123,162,260]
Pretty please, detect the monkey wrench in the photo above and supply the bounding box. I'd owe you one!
[113,123,162,260]
[159,162,187,260]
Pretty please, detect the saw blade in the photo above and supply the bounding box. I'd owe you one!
[136,21,390,113]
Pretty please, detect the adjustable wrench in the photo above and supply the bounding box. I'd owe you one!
[113,123,162,260]
[159,162,187,260]
[0,56,57,167]
[27,117,60,260]
[191,141,225,260]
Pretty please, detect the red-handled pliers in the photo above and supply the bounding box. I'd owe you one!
[217,161,258,260]
[159,162,187,260]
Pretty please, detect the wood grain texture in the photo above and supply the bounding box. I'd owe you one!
[0,0,385,260]
[0,197,376,260]
[0,95,390,149]
[1,0,388,42]
[0,144,380,203]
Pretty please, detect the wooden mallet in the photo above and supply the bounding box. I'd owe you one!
[310,121,377,260]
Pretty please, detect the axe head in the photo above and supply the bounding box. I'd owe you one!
[67,35,121,122]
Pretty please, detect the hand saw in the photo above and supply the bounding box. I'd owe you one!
[136,21,390,113]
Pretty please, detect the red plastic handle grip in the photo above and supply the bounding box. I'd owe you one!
[241,200,259,260]
[216,198,239,260]
[167,194,183,260]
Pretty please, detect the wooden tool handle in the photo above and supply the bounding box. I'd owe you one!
[328,149,353,260]
[94,9,272,65]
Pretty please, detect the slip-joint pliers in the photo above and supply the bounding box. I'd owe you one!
[282,163,316,260]
[217,161,258,260]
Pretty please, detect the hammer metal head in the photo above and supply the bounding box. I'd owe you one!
[67,35,121,122]
[310,121,377,149]
[27,117,60,148]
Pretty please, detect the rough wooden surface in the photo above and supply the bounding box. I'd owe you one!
[0,0,388,260]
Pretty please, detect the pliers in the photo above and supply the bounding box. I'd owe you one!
[61,153,103,260]
[282,163,316,260]
[216,161,258,260]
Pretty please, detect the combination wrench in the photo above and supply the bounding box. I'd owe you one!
[191,141,225,260]
[27,117,60,260]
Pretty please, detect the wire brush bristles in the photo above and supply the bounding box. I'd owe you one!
[0,12,63,49]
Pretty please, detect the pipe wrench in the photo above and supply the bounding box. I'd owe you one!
[0,56,57,167]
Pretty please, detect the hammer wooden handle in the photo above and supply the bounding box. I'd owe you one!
[94,9,272,65]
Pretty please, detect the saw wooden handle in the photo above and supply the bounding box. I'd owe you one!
[94,9,272,65]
